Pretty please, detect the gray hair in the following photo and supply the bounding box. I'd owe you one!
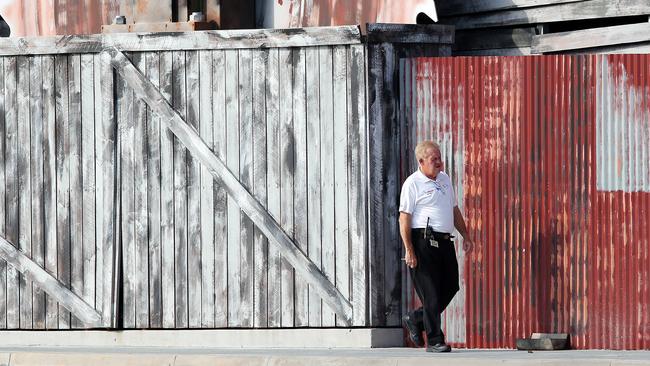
[415,140,440,161]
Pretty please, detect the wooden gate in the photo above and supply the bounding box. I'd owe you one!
[0,26,368,329]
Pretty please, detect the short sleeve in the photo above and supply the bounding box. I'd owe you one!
[399,178,417,214]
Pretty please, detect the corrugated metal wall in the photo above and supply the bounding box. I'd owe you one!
[401,55,650,350]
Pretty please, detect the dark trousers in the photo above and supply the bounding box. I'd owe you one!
[408,229,459,345]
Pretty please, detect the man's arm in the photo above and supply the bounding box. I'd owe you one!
[399,212,418,268]
[453,206,473,252]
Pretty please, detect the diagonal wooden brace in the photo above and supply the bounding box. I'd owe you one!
[0,236,102,326]
[102,46,353,325]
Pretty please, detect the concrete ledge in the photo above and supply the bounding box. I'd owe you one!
[0,328,403,349]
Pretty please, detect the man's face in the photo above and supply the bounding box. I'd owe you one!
[419,147,443,179]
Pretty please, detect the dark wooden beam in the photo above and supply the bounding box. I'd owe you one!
[438,0,585,17]
[366,23,454,44]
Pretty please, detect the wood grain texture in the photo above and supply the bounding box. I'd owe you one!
[17,56,33,329]
[443,0,650,30]
[252,49,269,328]
[42,55,56,329]
[292,48,309,327]
[146,51,163,329]
[0,26,362,56]
[279,48,295,328]
[172,50,188,329]
[104,46,354,325]
[532,23,650,53]
[186,50,202,329]
[158,51,175,328]
[0,57,6,329]
[266,48,281,328]
[437,0,585,17]
[212,50,228,328]
[199,50,215,329]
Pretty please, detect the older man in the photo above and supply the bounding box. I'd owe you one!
[399,140,473,353]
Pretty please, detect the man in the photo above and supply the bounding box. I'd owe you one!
[399,140,473,353]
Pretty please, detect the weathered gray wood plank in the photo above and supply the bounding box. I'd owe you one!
[119,53,136,329]
[319,46,336,327]
[225,49,242,327]
[186,50,202,329]
[68,54,84,328]
[43,55,58,329]
[5,56,19,330]
[266,48,281,328]
[172,50,189,329]
[348,44,368,326]
[305,47,322,327]
[532,23,650,53]
[366,24,455,44]
[564,42,650,54]
[333,45,350,327]
[0,57,6,329]
[292,48,309,327]
[444,0,650,30]
[104,46,354,325]
[17,55,33,329]
[132,52,150,329]
[54,55,71,329]
[437,0,585,16]
[238,49,254,328]
[251,48,268,328]
[0,26,362,56]
[279,48,295,328]
[29,56,46,330]
[159,51,175,328]
[212,50,228,328]
[198,49,215,329]
[0,236,102,325]
[80,54,96,327]
[146,51,162,329]
[98,51,118,328]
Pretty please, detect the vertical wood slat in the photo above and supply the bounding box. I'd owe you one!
[159,51,175,328]
[119,52,136,329]
[186,50,202,328]
[333,45,350,327]
[305,47,322,327]
[80,54,96,326]
[54,55,71,329]
[239,49,254,328]
[319,46,336,327]
[146,51,163,329]
[199,50,215,329]
[279,48,295,327]
[43,55,58,329]
[252,49,269,328]
[68,54,83,328]
[5,56,19,330]
[266,48,281,327]
[30,56,46,330]
[0,57,6,329]
[17,55,33,329]
[292,48,309,327]
[349,44,368,326]
[132,52,150,329]
[172,50,188,329]
[212,50,228,328]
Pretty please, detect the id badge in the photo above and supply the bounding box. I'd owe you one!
[429,238,439,248]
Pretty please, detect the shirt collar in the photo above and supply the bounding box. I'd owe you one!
[417,168,439,182]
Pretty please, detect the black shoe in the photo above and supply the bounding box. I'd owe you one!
[402,314,424,347]
[426,342,452,353]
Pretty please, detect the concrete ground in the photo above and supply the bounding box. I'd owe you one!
[0,347,649,366]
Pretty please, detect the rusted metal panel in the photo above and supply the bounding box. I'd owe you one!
[0,0,119,36]
[255,0,438,29]
[401,54,650,349]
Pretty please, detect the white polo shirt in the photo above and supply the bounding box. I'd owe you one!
[399,169,456,233]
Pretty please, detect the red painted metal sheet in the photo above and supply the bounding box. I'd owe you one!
[401,55,650,350]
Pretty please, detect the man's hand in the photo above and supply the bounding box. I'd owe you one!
[405,249,418,269]
[463,237,473,253]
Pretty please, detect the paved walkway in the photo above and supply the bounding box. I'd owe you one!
[0,347,649,366]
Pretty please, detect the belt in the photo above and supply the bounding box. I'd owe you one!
[411,228,454,241]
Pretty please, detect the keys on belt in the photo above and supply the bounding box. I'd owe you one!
[423,227,453,248]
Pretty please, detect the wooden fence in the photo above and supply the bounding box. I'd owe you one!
[0,26,368,329]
